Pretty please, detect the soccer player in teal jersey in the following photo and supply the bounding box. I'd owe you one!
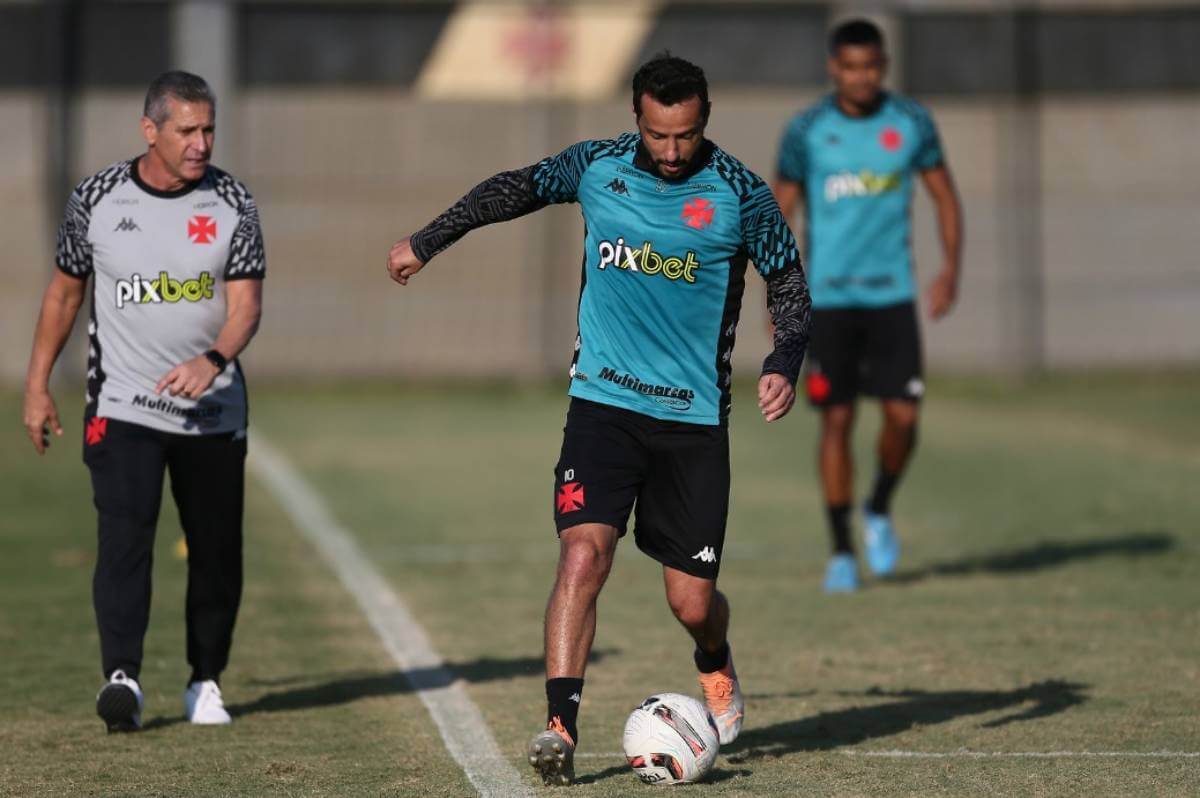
[772,20,963,593]
[387,55,811,785]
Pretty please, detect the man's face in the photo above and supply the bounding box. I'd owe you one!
[829,44,887,108]
[141,97,214,183]
[635,93,706,180]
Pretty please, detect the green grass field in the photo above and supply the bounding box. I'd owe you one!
[2,373,1198,796]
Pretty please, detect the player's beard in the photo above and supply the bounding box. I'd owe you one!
[656,158,688,178]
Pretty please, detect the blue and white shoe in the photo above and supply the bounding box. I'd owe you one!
[823,553,859,593]
[863,510,900,576]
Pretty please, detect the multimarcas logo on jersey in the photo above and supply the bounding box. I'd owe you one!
[115,271,216,309]
[132,394,223,426]
[598,367,694,411]
[824,170,902,203]
[596,238,700,283]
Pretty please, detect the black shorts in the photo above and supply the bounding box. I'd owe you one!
[552,398,729,579]
[805,301,924,407]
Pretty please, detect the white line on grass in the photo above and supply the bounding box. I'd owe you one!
[839,750,1200,759]
[249,437,533,798]
[572,750,1200,760]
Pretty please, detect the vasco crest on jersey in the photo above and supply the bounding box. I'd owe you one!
[680,198,715,230]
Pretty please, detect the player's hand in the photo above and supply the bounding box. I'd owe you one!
[758,373,796,422]
[926,266,959,320]
[156,355,220,400]
[387,237,426,286]
[23,388,63,455]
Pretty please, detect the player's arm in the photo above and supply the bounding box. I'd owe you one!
[158,192,266,399]
[387,166,549,285]
[156,280,263,399]
[744,184,812,422]
[27,184,94,454]
[770,178,805,228]
[920,164,963,320]
[771,114,809,235]
[767,117,809,343]
[759,263,811,422]
[23,270,88,453]
[388,139,598,285]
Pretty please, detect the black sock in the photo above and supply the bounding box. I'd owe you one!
[188,672,218,687]
[546,678,583,743]
[694,642,730,674]
[867,470,900,515]
[827,503,853,554]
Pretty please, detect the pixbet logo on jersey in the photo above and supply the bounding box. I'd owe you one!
[115,271,216,309]
[596,238,701,283]
[188,215,217,243]
[824,170,902,203]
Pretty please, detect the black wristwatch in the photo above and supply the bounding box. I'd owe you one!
[204,349,228,373]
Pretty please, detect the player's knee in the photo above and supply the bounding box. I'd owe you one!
[667,590,712,630]
[822,405,855,437]
[559,537,614,582]
[883,401,919,432]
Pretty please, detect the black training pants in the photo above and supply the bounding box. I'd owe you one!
[83,417,246,682]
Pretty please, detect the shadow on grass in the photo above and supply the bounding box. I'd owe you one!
[889,531,1173,583]
[577,764,752,786]
[223,648,617,719]
[726,679,1088,762]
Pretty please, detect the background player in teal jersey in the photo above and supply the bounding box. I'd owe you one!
[386,55,810,785]
[772,20,963,593]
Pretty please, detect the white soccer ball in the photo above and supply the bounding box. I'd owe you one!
[622,692,720,785]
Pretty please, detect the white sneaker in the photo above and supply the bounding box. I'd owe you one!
[184,679,232,725]
[97,669,143,732]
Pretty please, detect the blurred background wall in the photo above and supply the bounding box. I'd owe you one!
[2,0,1198,384]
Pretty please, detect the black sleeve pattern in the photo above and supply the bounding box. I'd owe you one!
[212,169,266,279]
[55,160,132,277]
[409,166,547,263]
[409,133,638,264]
[761,260,812,384]
[710,146,810,383]
[56,189,93,277]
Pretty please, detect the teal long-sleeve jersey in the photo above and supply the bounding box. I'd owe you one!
[411,132,811,426]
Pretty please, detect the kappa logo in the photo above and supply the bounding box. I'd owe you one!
[604,178,629,196]
[691,546,717,564]
[113,217,141,232]
[188,215,217,244]
[568,693,582,703]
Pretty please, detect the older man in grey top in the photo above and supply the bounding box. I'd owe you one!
[22,70,264,732]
